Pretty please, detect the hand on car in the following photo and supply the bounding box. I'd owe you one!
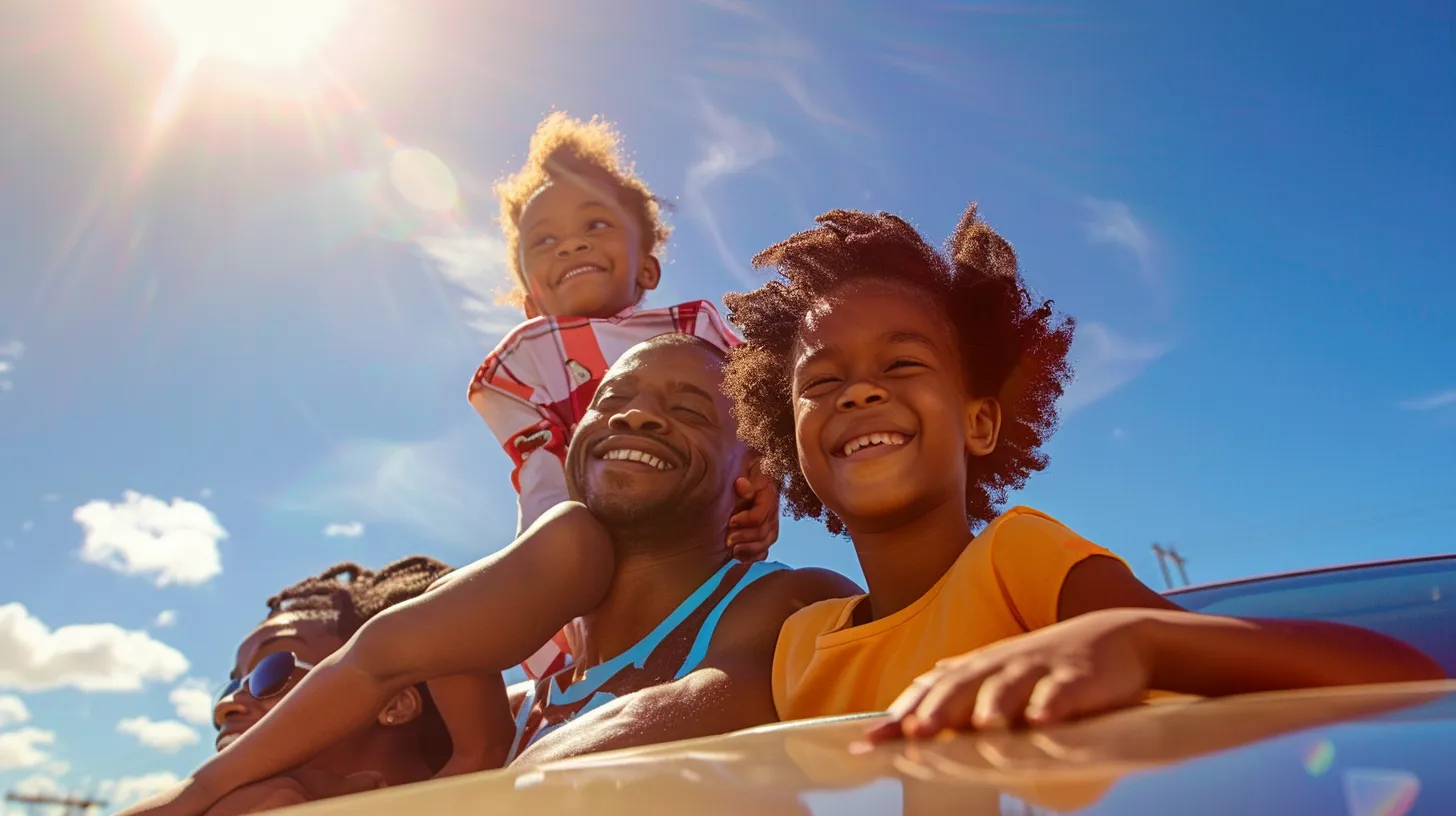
[865,609,1155,743]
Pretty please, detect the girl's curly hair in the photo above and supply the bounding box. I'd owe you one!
[265,556,455,771]
[495,112,670,307]
[721,204,1075,534]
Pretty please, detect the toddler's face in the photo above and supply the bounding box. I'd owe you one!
[517,178,659,318]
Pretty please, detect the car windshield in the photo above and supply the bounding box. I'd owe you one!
[1171,557,1456,676]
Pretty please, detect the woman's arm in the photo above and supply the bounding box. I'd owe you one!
[120,502,614,816]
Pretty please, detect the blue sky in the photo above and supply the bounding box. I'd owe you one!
[1,0,1453,809]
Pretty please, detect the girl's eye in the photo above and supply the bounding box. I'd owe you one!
[799,377,840,397]
[886,359,925,373]
[587,219,611,231]
[531,234,556,249]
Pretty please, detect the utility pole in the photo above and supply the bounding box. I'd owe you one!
[1151,543,1173,589]
[5,791,106,816]
[1167,546,1190,587]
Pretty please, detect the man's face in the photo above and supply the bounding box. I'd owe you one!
[567,340,745,532]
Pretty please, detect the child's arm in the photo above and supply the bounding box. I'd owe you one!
[427,672,516,779]
[725,464,780,562]
[116,503,615,816]
[868,555,1444,742]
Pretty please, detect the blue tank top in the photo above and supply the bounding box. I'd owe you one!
[506,559,788,762]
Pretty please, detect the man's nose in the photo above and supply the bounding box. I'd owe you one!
[608,406,668,433]
[554,235,591,257]
[836,380,889,411]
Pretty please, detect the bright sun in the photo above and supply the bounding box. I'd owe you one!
[147,0,348,67]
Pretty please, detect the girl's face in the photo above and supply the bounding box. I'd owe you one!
[789,279,999,533]
[212,612,343,751]
[516,177,660,319]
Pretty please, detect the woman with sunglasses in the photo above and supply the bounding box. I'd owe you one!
[204,558,461,815]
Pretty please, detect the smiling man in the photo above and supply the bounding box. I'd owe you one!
[508,333,861,764]
[117,335,858,816]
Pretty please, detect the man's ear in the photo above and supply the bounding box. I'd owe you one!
[636,254,662,294]
[964,397,1002,458]
[377,685,424,728]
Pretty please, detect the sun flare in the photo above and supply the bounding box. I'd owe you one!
[147,0,348,67]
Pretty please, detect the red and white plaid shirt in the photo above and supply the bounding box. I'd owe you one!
[467,300,741,679]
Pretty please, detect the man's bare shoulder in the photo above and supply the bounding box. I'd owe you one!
[714,566,861,649]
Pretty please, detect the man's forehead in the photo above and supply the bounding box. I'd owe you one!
[604,342,725,394]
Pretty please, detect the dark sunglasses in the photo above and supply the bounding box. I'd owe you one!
[215,651,315,713]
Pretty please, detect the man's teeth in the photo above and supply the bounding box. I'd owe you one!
[601,449,673,470]
[842,432,908,457]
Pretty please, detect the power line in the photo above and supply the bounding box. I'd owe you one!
[5,791,107,816]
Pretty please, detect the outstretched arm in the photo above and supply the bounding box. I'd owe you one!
[1057,555,1446,693]
[515,567,860,766]
[869,556,1444,741]
[119,502,615,816]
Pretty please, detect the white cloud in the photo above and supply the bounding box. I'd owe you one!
[72,491,226,586]
[116,717,199,753]
[1061,322,1170,415]
[40,493,58,503]
[100,772,182,808]
[19,521,33,533]
[153,610,176,628]
[414,230,520,340]
[275,425,513,550]
[1399,389,1456,411]
[0,695,29,728]
[1083,197,1158,286]
[322,521,365,538]
[1112,427,1127,442]
[0,696,29,728]
[169,679,213,726]
[198,488,212,498]
[0,341,21,392]
[13,774,61,797]
[684,101,777,286]
[0,728,54,770]
[0,603,188,692]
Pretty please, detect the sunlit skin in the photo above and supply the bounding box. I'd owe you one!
[147,0,347,67]
[516,178,661,319]
[213,612,430,773]
[791,279,999,619]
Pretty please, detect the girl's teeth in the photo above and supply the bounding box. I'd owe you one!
[842,433,908,457]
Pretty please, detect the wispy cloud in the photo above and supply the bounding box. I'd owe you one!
[684,101,778,286]
[323,521,365,538]
[698,0,864,134]
[414,230,521,340]
[274,425,513,551]
[1399,389,1456,411]
[116,716,199,753]
[1061,322,1171,414]
[0,340,22,392]
[1082,197,1158,286]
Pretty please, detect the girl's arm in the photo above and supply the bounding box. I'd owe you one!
[428,672,515,778]
[119,502,614,816]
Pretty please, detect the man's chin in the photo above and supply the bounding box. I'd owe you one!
[585,492,677,527]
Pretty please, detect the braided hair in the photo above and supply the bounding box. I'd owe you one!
[722,204,1075,534]
[265,556,455,771]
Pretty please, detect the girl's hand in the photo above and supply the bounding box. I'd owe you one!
[865,609,1155,743]
[727,466,780,562]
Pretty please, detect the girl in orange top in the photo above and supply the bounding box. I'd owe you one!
[721,205,1444,741]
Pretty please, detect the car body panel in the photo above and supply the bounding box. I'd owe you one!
[287,680,1456,815]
